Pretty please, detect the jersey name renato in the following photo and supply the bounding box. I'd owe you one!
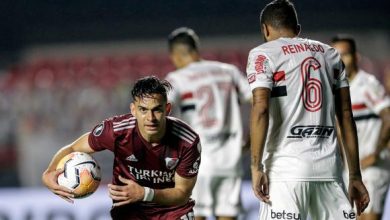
[247,37,348,181]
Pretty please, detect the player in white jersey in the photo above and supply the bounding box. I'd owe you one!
[247,1,370,219]
[165,27,252,220]
[332,35,390,220]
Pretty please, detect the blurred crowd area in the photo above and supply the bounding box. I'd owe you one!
[0,42,389,187]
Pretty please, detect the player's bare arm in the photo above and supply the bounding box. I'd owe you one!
[361,107,390,169]
[42,132,95,203]
[109,172,197,207]
[335,87,370,215]
[250,87,270,203]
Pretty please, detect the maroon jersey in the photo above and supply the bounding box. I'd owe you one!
[89,113,201,220]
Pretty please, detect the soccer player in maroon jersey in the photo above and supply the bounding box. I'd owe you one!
[42,76,201,220]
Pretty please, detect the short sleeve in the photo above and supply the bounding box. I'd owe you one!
[165,74,182,117]
[176,139,201,178]
[246,50,274,91]
[88,119,116,152]
[333,53,349,89]
[231,66,252,102]
[364,79,390,114]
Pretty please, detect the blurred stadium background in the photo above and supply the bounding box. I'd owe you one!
[0,0,389,219]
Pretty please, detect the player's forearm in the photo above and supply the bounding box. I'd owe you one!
[44,133,92,173]
[250,100,269,171]
[339,114,361,178]
[335,88,361,178]
[152,187,191,206]
[374,107,390,154]
[43,145,75,176]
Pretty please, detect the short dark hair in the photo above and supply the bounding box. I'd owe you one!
[131,76,172,102]
[260,0,299,31]
[331,34,357,54]
[168,27,200,52]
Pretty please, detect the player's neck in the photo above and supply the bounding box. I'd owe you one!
[347,66,358,81]
[180,58,201,69]
[189,57,201,64]
[277,32,297,39]
[268,33,297,42]
[139,124,167,146]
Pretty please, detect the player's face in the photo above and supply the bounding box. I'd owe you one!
[170,44,195,69]
[130,94,171,142]
[333,41,356,75]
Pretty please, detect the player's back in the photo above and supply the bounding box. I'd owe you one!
[167,60,251,176]
[247,37,348,180]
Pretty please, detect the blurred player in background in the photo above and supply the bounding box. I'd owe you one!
[384,67,390,95]
[247,0,369,219]
[42,76,201,220]
[165,27,252,220]
[332,35,390,220]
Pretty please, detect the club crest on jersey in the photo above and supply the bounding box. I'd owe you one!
[255,55,269,74]
[165,157,179,170]
[189,157,200,174]
[247,73,256,84]
[93,123,104,136]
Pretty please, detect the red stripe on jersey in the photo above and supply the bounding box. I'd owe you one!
[365,91,384,106]
[181,92,194,100]
[352,103,367,110]
[273,71,285,82]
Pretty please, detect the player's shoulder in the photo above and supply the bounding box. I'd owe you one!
[248,38,289,61]
[187,59,236,71]
[249,41,276,54]
[291,37,335,55]
[251,38,333,52]
[165,63,196,82]
[105,113,136,133]
[167,116,199,146]
[356,70,382,86]
[165,68,182,81]
[313,39,337,55]
[303,38,330,47]
[203,60,240,74]
[298,38,341,63]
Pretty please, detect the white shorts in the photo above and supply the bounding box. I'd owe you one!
[343,166,390,214]
[361,167,390,214]
[259,181,355,220]
[192,176,242,217]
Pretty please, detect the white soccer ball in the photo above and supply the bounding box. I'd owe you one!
[56,152,101,198]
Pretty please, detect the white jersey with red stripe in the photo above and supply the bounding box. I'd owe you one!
[166,60,252,176]
[349,70,390,161]
[247,37,348,181]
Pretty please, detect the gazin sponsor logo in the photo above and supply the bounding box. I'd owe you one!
[287,125,334,139]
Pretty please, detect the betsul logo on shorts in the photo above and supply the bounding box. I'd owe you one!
[287,125,334,139]
[343,210,356,219]
[271,209,301,220]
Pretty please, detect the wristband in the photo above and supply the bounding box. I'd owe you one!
[143,186,155,202]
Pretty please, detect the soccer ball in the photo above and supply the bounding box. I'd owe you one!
[56,152,101,198]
